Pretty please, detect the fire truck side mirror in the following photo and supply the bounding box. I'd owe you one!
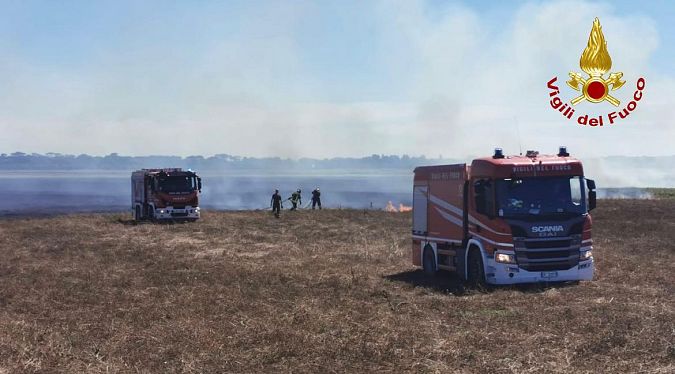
[588,190,597,211]
[586,178,596,211]
[197,177,202,191]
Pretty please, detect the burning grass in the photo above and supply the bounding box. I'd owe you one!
[0,200,673,372]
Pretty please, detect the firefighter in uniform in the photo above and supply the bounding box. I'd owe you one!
[289,189,302,211]
[271,189,283,218]
[311,187,322,210]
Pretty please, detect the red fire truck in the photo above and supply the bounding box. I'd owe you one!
[131,168,202,221]
[412,147,596,285]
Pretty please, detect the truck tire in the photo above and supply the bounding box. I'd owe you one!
[134,206,141,221]
[148,206,155,221]
[467,247,487,289]
[422,245,437,276]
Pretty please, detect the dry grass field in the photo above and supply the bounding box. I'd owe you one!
[0,200,673,373]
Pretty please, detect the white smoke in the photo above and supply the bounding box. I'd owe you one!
[0,0,672,161]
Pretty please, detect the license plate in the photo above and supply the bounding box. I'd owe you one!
[541,271,558,279]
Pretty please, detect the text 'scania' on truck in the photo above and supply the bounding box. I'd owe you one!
[131,168,202,221]
[412,147,596,285]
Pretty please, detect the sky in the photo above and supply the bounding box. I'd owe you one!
[0,0,674,158]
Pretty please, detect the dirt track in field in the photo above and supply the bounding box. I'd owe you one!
[0,200,673,373]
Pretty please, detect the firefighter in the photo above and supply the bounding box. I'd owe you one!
[271,189,283,218]
[311,187,322,210]
[289,189,302,211]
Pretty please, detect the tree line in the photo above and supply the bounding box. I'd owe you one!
[0,152,459,170]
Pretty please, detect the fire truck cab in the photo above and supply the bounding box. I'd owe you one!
[412,147,596,285]
[131,168,202,221]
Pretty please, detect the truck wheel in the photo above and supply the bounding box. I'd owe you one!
[467,247,487,289]
[134,206,141,221]
[148,207,155,221]
[422,246,437,276]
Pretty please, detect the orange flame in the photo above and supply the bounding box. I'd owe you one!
[580,18,612,76]
[384,201,412,212]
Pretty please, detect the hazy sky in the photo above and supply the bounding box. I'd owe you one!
[1,0,674,158]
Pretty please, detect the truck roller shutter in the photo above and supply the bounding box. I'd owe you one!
[413,185,428,235]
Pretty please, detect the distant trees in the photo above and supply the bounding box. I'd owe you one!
[0,152,453,171]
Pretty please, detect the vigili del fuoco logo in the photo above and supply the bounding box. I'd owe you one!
[547,18,645,127]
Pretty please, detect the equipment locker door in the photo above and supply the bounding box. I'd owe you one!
[413,185,428,235]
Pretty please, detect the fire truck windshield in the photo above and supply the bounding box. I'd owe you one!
[495,176,586,218]
[157,175,196,193]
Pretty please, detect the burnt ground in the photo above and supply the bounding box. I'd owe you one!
[0,200,673,373]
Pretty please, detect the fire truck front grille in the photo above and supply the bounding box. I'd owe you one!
[525,239,570,249]
[525,249,571,260]
[515,237,579,271]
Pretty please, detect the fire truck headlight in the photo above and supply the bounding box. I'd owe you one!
[495,252,516,264]
[159,209,165,214]
[580,249,593,261]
